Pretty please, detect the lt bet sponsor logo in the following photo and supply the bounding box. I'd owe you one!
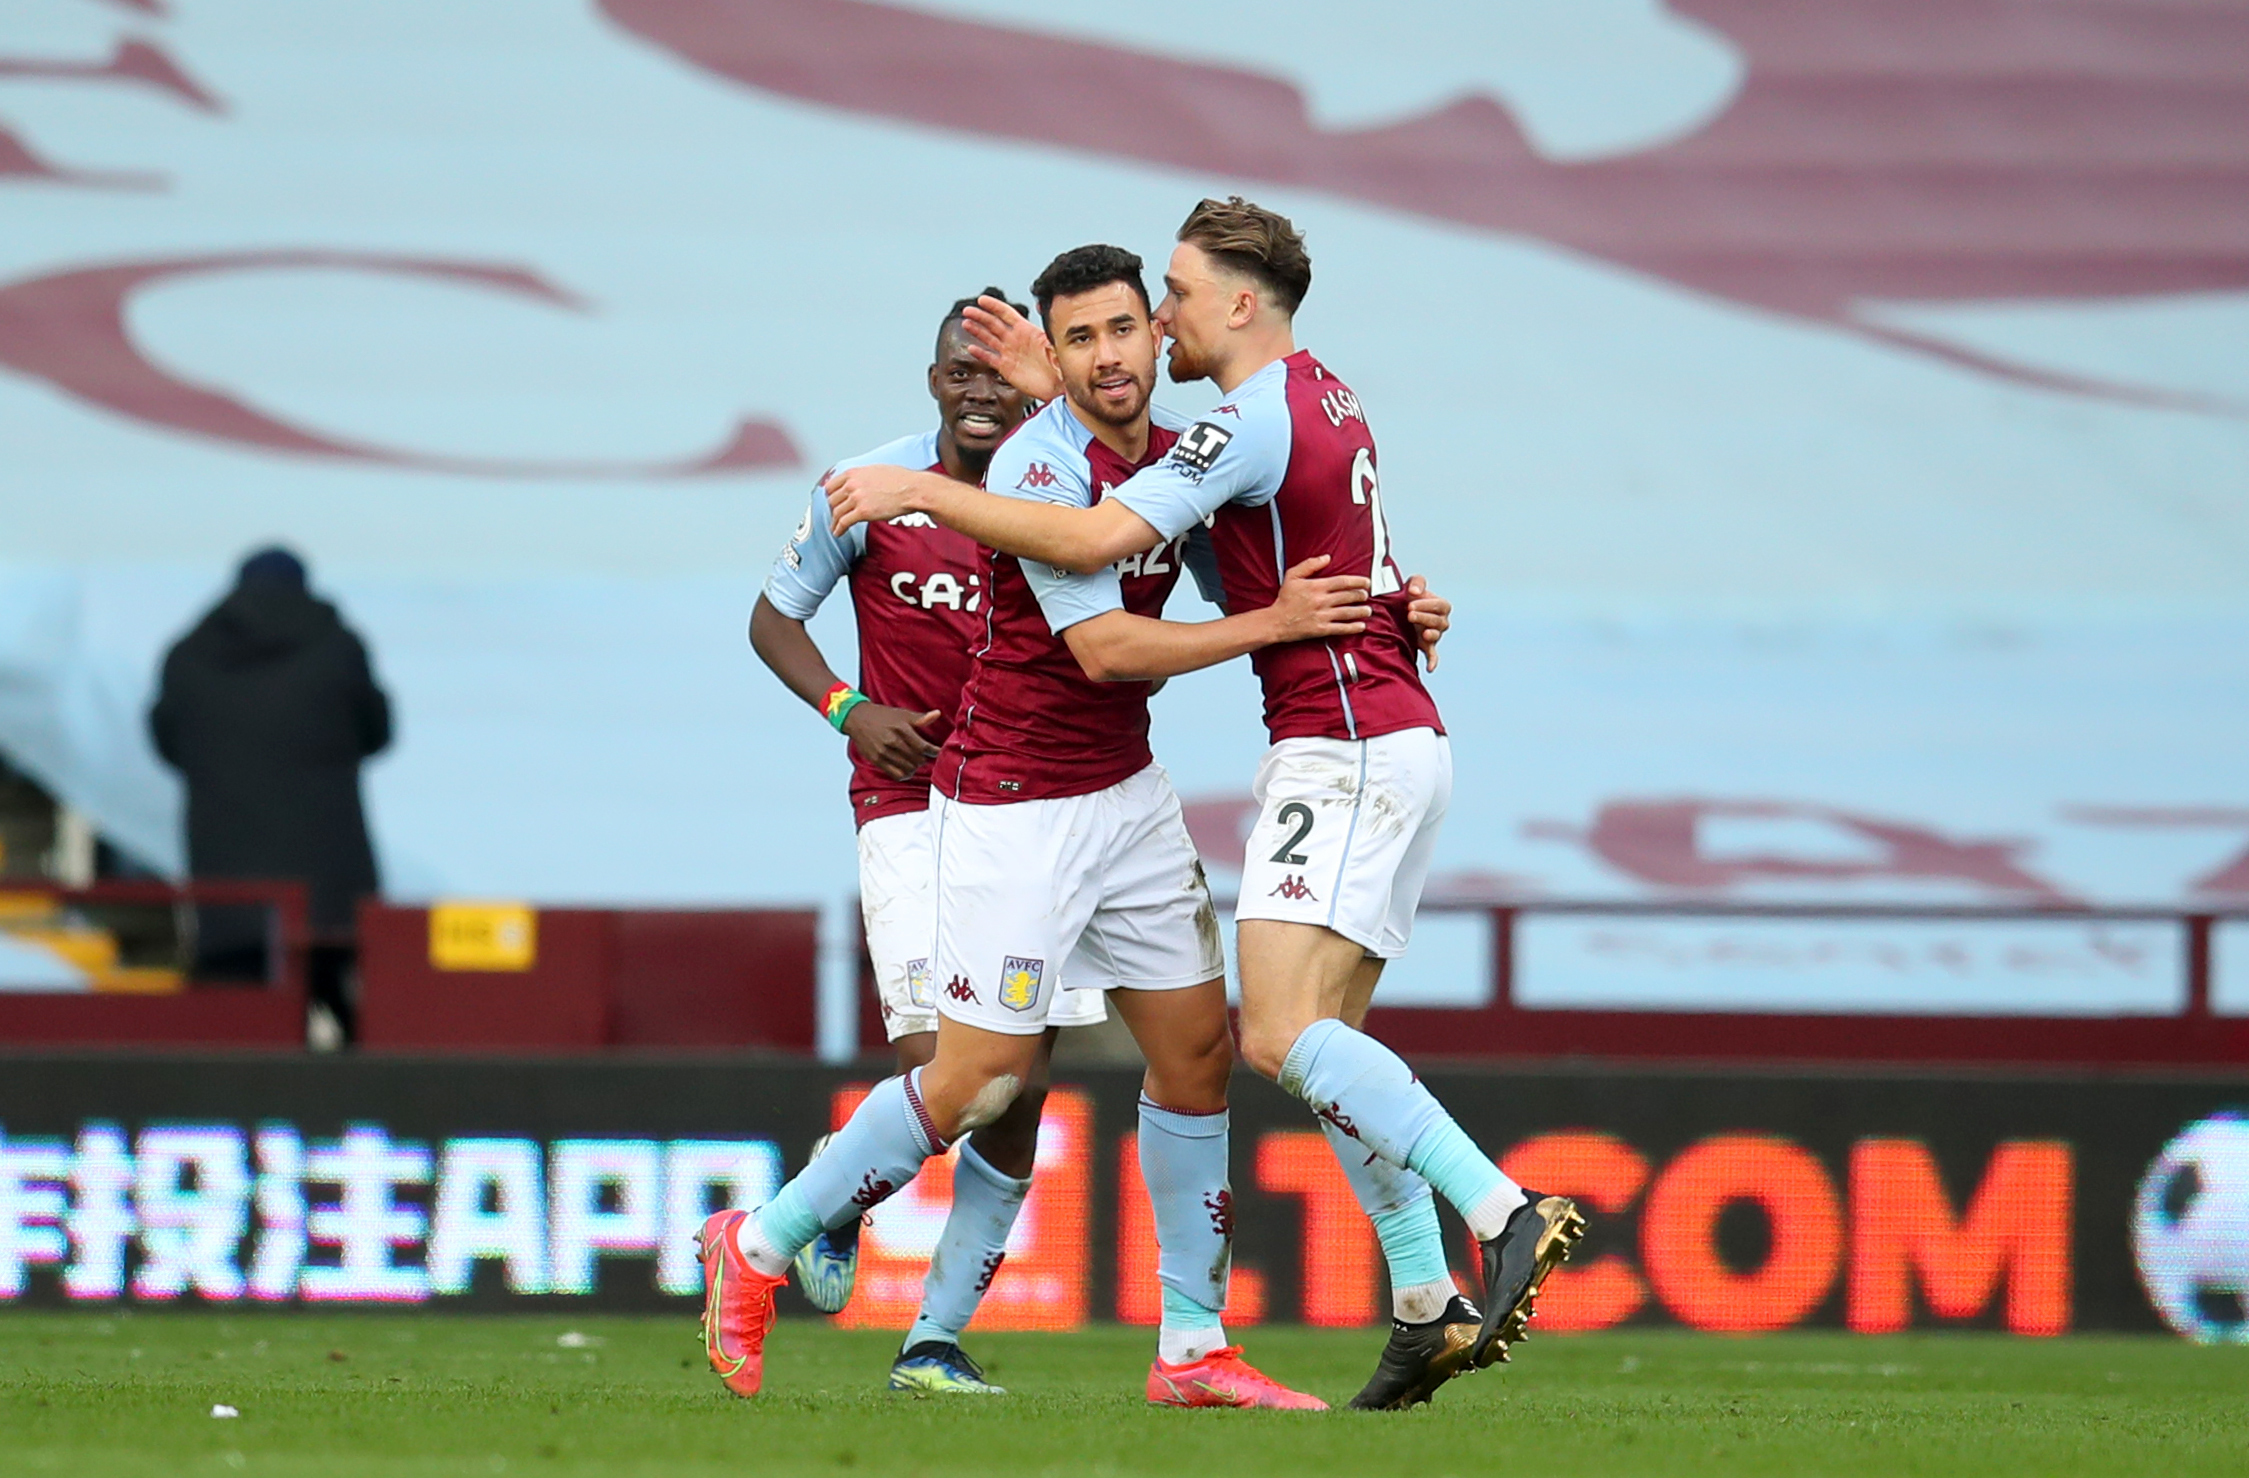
[1000,956,1045,1013]
[1167,420,1233,483]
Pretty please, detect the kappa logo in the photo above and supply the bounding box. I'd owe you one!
[905,958,933,1009]
[1269,873,1318,902]
[1171,420,1234,474]
[886,511,938,528]
[1212,403,1241,417]
[999,955,1045,1012]
[944,975,978,1004]
[1016,461,1058,490]
[1317,1104,1361,1142]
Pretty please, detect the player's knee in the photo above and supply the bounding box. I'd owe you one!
[954,1071,1024,1134]
[969,1078,1046,1176]
[989,1075,1047,1136]
[1147,1024,1233,1111]
[1239,1018,1295,1080]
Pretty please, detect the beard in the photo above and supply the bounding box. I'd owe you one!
[1165,334,1218,384]
[1066,369,1151,427]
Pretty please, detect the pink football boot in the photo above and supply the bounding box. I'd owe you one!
[695,1208,784,1397]
[1147,1346,1328,1410]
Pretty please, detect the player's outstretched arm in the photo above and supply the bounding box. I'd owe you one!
[1062,557,1370,683]
[748,595,940,780]
[961,295,1064,403]
[827,465,1158,574]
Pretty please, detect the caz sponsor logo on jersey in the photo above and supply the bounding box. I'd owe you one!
[1101,482,1190,580]
[890,569,982,612]
[1114,534,1188,581]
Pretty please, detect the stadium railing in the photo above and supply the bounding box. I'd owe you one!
[1358,898,2249,1068]
[0,878,307,1046]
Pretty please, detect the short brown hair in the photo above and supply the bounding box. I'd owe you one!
[1177,196,1311,314]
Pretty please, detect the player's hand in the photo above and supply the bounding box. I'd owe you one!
[962,296,1063,402]
[825,465,918,536]
[1404,573,1450,672]
[1267,555,1371,643]
[841,704,942,780]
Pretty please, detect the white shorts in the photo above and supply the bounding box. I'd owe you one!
[858,809,1105,1042]
[1234,728,1451,958]
[929,762,1224,1036]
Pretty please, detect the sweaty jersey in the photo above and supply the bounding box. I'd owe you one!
[763,429,987,827]
[935,397,1197,805]
[1111,350,1443,744]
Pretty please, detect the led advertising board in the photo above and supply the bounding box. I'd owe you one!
[0,1056,2242,1339]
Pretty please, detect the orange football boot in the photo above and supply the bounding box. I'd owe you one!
[696,1208,784,1397]
[1146,1345,1328,1410]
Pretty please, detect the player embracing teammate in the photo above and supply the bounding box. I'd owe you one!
[827,198,1585,1409]
[748,292,1114,1395]
[708,248,1387,1407]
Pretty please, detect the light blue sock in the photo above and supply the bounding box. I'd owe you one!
[749,1069,943,1269]
[1138,1097,1231,1364]
[1371,1199,1451,1285]
[1281,1019,1521,1238]
[904,1139,1030,1351]
[1161,1286,1223,1333]
[1319,1117,1452,1314]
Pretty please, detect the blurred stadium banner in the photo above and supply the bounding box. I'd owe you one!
[1,1056,2242,1339]
[1,0,2244,929]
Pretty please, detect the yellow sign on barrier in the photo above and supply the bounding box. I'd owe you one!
[428,902,537,972]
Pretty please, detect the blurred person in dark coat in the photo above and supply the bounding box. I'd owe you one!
[150,547,391,1044]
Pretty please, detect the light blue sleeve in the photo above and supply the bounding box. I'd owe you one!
[1110,396,1290,541]
[761,483,866,620]
[1021,558,1125,633]
[987,423,1124,634]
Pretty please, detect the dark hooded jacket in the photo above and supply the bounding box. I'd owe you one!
[150,580,391,933]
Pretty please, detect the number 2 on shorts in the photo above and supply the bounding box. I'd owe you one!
[1270,801,1315,866]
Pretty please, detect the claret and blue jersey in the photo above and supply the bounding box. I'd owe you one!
[1112,349,1443,744]
[762,429,989,827]
[935,397,1223,806]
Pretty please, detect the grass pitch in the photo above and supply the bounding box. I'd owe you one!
[3,1313,2244,1477]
